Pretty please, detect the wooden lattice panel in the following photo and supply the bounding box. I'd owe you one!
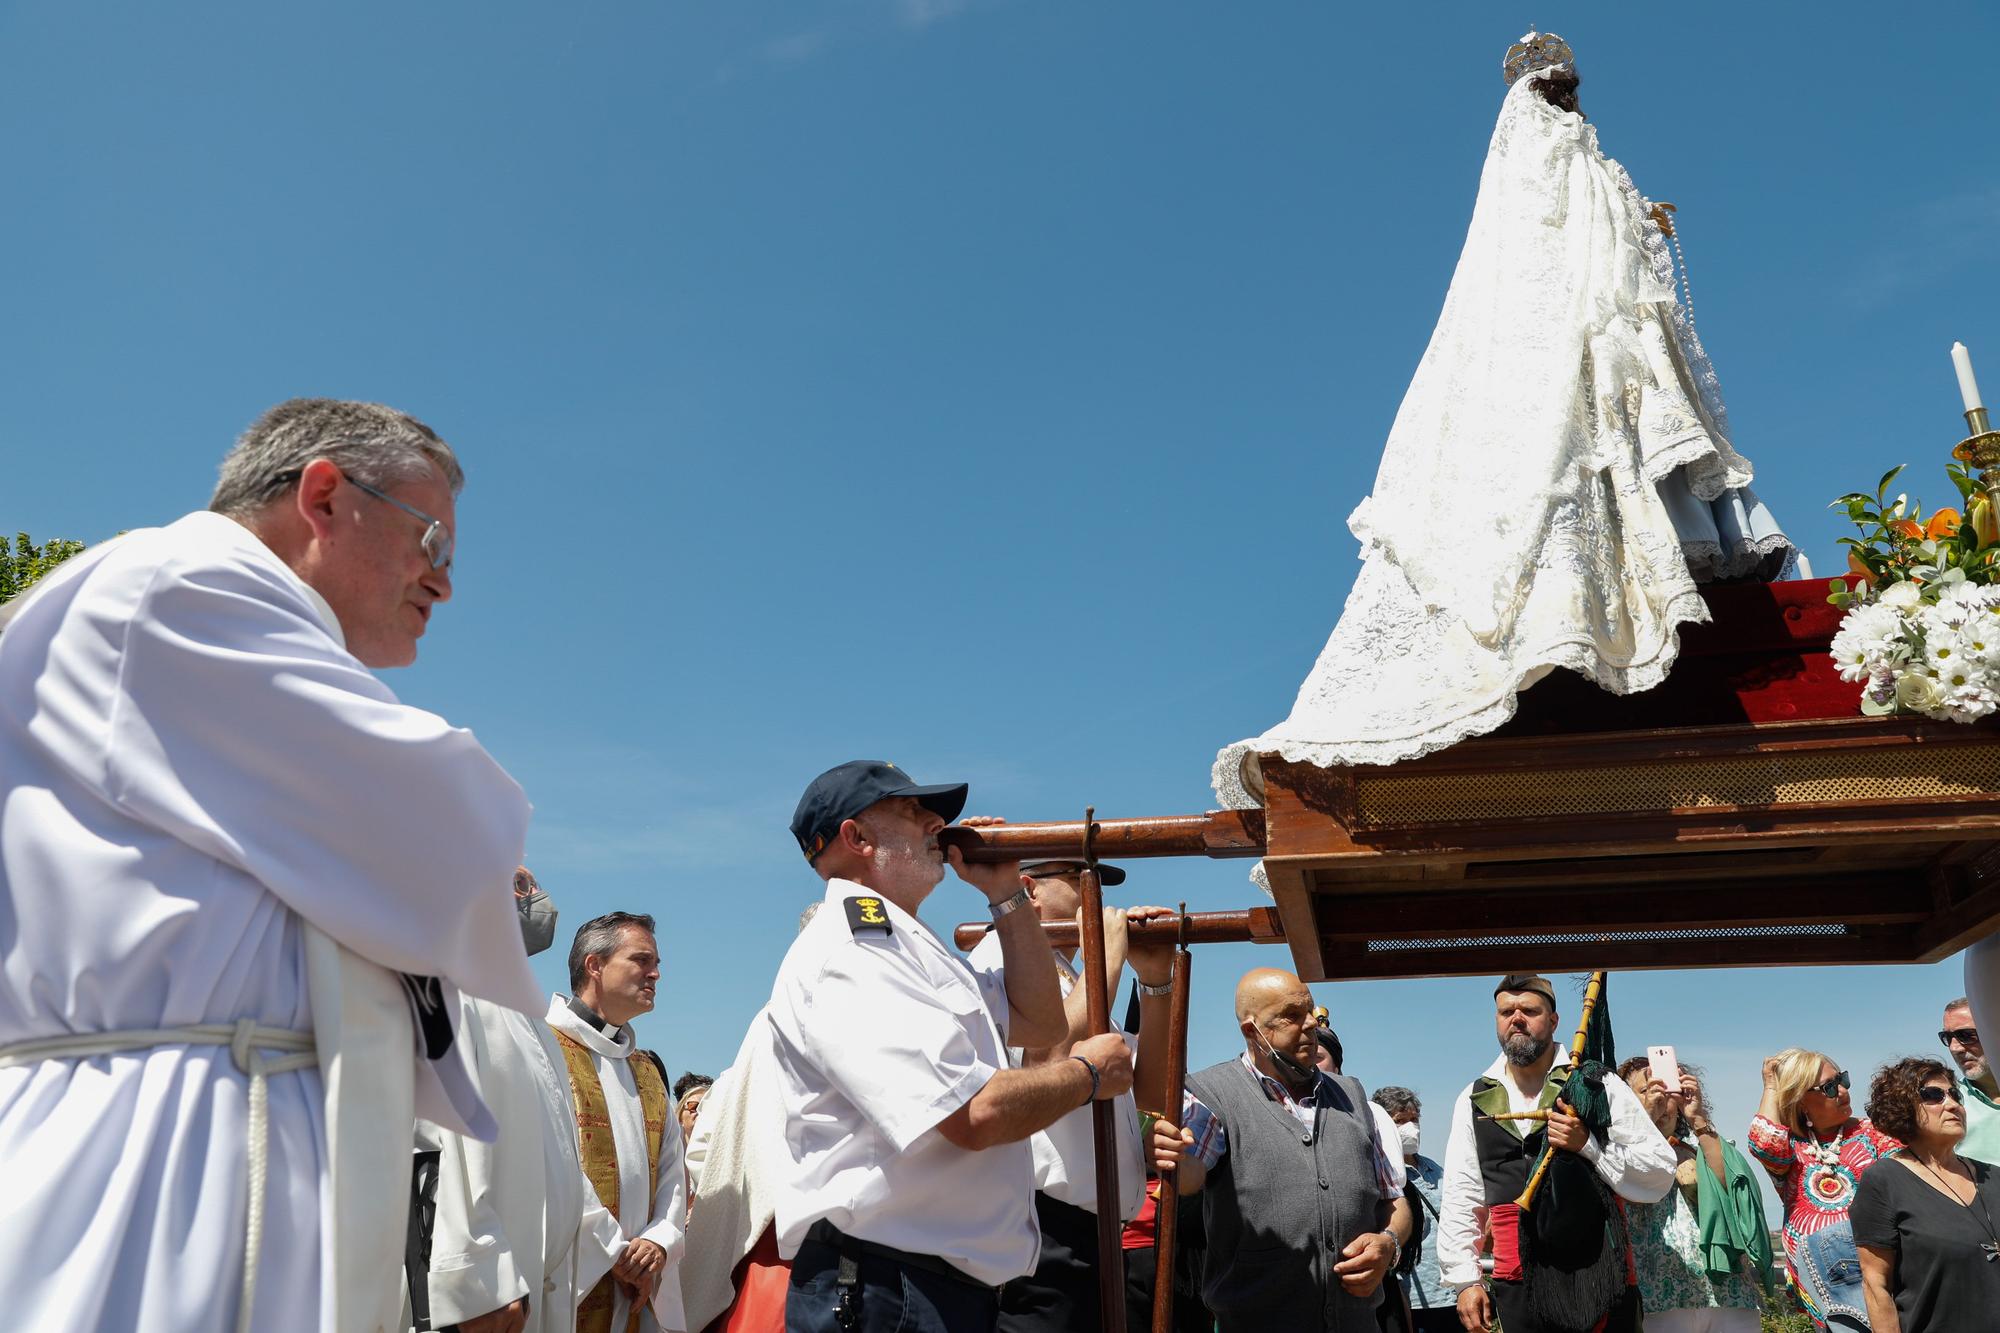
[1255,717,2000,980]
[1352,742,2000,825]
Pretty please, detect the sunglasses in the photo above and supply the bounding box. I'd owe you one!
[1919,1085,1965,1106]
[1811,1071,1851,1098]
[1940,1027,1982,1048]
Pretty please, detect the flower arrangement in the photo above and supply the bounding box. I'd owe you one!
[1827,462,2000,722]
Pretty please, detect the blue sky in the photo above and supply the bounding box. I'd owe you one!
[7,0,2000,1212]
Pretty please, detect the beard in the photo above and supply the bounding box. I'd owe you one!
[869,838,945,893]
[1502,1031,1552,1066]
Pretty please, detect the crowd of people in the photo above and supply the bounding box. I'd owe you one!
[3,399,2000,1333]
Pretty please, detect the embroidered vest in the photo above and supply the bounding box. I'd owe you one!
[1468,1064,1573,1206]
[556,1031,669,1333]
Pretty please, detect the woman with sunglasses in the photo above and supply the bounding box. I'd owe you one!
[1748,1049,1901,1329]
[1851,1057,2000,1331]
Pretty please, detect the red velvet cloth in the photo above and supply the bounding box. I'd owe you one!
[1497,579,1862,737]
[703,1226,789,1333]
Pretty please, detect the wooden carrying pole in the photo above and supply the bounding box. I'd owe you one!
[1076,808,1126,1333]
[952,907,1282,953]
[937,810,1266,865]
[1515,970,1607,1211]
[1150,908,1193,1333]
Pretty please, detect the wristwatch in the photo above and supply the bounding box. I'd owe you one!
[988,887,1032,921]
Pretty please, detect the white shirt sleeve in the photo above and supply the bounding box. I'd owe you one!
[683,1064,736,1194]
[1436,1082,1487,1293]
[1369,1101,1408,1194]
[1579,1071,1676,1204]
[797,940,1002,1153]
[641,1116,691,1329]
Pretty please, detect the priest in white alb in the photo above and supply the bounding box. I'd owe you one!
[549,911,691,1333]
[424,869,629,1333]
[0,398,543,1333]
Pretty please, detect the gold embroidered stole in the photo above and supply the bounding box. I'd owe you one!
[556,1030,669,1333]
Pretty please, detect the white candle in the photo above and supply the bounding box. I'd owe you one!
[1954,341,1985,414]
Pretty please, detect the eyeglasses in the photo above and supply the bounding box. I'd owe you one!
[1811,1071,1851,1098]
[1919,1085,1965,1106]
[349,478,454,570]
[1940,1028,1982,1048]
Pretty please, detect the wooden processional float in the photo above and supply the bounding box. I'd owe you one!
[943,575,2000,1333]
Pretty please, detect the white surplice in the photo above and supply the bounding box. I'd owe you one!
[681,1010,786,1332]
[427,995,625,1333]
[548,996,690,1333]
[0,511,542,1332]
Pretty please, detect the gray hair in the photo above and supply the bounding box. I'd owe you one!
[1948,996,1973,1012]
[566,911,657,993]
[798,901,823,932]
[1372,1085,1421,1118]
[209,397,464,517]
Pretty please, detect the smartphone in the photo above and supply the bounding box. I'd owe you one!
[1646,1044,1681,1091]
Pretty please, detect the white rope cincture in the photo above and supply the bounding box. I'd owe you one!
[0,1021,316,1333]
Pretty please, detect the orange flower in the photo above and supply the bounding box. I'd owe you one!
[1974,497,2000,545]
[1846,550,1876,586]
[1927,508,1961,539]
[1890,518,1924,540]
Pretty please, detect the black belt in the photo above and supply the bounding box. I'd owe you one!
[804,1219,997,1293]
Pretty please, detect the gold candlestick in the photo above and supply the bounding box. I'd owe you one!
[1953,406,2000,506]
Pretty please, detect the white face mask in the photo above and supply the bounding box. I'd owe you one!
[1397,1120,1421,1156]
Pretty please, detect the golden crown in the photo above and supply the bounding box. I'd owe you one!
[1502,29,1575,86]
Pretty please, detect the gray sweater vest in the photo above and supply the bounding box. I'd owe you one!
[1184,1058,1386,1333]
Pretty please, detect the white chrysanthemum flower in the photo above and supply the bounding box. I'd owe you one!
[1830,603,1909,681]
[1949,618,2000,668]
[1940,670,1999,723]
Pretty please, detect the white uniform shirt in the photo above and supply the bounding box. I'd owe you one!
[966,932,1146,1219]
[1435,1050,1675,1291]
[766,878,1038,1287]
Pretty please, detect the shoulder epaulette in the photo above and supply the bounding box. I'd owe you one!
[843,895,893,937]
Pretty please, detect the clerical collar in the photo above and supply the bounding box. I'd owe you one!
[568,996,617,1035]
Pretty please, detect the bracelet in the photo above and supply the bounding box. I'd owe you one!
[1381,1230,1402,1269]
[1071,1054,1101,1105]
[1135,978,1174,997]
[989,887,1032,921]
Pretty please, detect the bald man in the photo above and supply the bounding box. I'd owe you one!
[1177,969,1411,1333]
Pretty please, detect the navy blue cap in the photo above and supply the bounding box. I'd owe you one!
[792,760,969,862]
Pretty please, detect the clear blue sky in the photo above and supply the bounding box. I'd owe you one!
[7,0,2000,1211]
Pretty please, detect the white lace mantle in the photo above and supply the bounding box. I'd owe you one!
[1214,72,1774,810]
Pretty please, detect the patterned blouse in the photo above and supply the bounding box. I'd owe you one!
[1746,1114,1900,1317]
[1627,1163,1765,1316]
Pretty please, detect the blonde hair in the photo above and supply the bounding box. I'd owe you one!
[1769,1047,1834,1137]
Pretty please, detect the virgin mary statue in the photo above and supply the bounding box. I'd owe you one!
[1214,32,1798,808]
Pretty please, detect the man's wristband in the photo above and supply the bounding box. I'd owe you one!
[1380,1230,1401,1270]
[989,887,1032,921]
[1134,977,1173,997]
[1071,1054,1101,1105]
